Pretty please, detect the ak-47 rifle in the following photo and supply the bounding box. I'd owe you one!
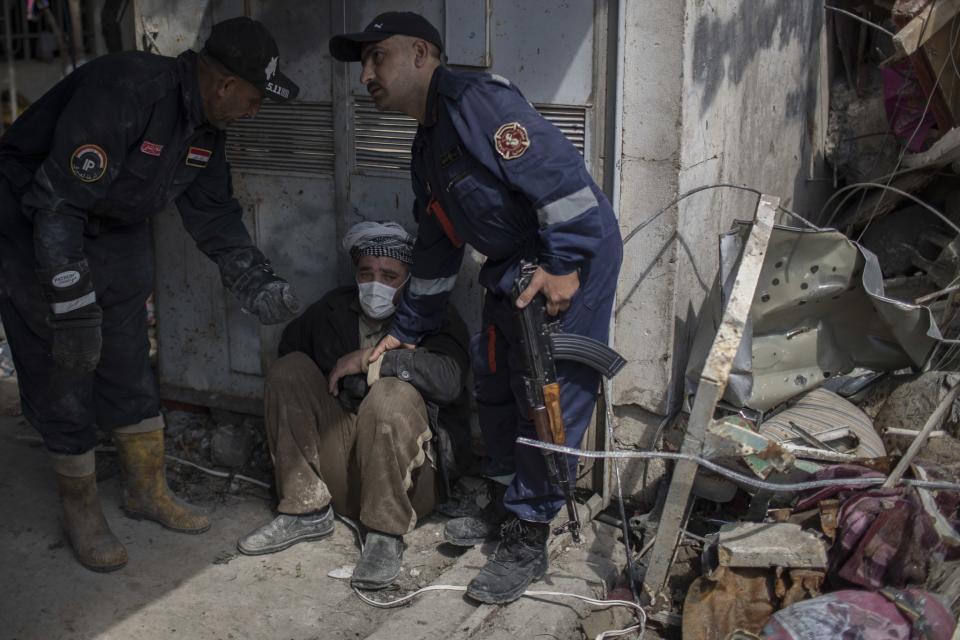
[513,261,627,543]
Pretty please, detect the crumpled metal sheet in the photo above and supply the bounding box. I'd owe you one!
[687,223,947,411]
[758,388,886,458]
[703,417,806,479]
[760,589,956,640]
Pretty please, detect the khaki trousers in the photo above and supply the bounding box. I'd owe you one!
[263,352,435,535]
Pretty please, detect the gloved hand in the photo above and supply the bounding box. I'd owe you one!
[49,304,103,372]
[248,280,301,324]
[217,246,301,325]
[37,260,102,372]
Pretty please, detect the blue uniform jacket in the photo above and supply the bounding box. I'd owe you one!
[392,66,618,344]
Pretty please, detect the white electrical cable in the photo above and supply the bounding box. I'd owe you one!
[337,513,646,639]
[95,445,271,489]
[164,454,271,489]
[515,437,960,493]
[354,587,647,640]
[824,5,896,38]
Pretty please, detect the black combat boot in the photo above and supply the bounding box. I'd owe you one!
[443,480,509,546]
[465,517,550,604]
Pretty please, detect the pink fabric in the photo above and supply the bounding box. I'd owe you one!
[794,465,958,590]
[883,59,938,152]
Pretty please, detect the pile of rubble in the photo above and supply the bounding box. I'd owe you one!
[618,224,960,637]
[619,3,960,632]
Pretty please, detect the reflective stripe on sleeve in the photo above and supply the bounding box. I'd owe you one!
[410,275,457,296]
[51,291,96,314]
[537,185,598,227]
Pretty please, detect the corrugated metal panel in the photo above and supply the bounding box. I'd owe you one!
[536,104,587,155]
[225,102,334,176]
[352,95,587,172]
[354,96,418,171]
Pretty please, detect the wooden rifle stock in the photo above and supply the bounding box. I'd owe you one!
[542,382,565,446]
[514,261,581,543]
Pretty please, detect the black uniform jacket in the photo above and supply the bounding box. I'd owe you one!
[0,50,252,269]
[278,285,473,475]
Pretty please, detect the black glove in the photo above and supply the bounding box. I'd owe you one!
[217,246,301,325]
[37,260,102,372]
[49,304,103,372]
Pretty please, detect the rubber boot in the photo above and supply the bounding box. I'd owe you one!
[113,428,210,533]
[51,450,127,572]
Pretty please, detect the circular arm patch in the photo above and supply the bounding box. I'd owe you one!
[70,144,108,182]
[494,122,531,160]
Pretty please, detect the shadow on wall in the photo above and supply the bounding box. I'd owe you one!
[691,0,823,117]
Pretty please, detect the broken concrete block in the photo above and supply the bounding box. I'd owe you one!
[210,423,254,469]
[716,522,828,569]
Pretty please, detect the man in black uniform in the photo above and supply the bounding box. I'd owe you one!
[0,17,302,572]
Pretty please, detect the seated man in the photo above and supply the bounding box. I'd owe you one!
[237,221,470,590]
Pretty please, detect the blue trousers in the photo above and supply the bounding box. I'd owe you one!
[473,230,622,523]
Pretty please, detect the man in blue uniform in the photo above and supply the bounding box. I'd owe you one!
[330,12,623,604]
[0,17,301,572]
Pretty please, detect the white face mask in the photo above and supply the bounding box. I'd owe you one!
[358,280,400,320]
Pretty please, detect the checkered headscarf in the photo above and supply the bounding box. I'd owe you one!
[342,221,415,264]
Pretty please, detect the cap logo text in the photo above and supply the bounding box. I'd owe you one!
[266,82,290,99]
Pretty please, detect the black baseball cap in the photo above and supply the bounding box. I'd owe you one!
[204,17,300,102]
[329,12,443,62]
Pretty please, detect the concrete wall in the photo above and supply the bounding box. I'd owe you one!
[612,0,831,493]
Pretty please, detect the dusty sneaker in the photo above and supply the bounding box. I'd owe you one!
[236,507,334,555]
[465,517,549,604]
[443,480,508,546]
[351,531,404,590]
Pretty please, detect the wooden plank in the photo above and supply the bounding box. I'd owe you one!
[913,20,960,126]
[893,0,960,58]
[910,49,956,132]
[883,383,960,488]
[641,194,778,607]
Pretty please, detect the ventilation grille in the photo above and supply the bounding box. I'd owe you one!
[226,102,334,176]
[354,96,418,172]
[352,96,587,172]
[535,104,587,155]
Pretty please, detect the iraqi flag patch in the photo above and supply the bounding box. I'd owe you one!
[185,146,212,167]
[494,122,530,160]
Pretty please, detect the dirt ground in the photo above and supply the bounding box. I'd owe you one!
[0,414,473,640]
[0,412,636,640]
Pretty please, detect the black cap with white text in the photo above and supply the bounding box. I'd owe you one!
[204,17,300,102]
